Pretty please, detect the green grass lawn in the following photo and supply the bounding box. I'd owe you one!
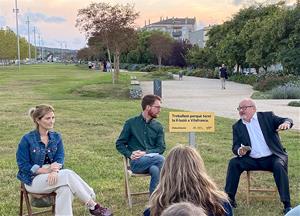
[0,64,299,216]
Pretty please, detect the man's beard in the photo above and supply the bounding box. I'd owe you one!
[148,110,158,119]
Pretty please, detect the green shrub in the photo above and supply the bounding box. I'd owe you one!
[254,76,291,92]
[188,68,217,79]
[271,81,300,99]
[160,66,181,72]
[228,74,257,85]
[140,64,158,72]
[288,101,300,107]
[127,64,146,71]
[144,70,173,80]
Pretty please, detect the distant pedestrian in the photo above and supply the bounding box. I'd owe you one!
[88,61,92,69]
[103,60,107,72]
[178,71,183,80]
[106,61,112,72]
[219,64,228,89]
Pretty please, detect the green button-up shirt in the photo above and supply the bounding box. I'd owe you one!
[116,114,166,158]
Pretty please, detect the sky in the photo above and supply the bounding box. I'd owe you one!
[0,0,297,50]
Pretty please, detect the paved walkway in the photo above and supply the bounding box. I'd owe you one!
[140,75,300,131]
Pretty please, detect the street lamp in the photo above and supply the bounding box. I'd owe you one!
[33,27,37,61]
[26,16,31,63]
[13,0,20,70]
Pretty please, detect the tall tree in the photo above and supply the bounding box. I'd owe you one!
[148,31,173,70]
[278,6,300,74]
[76,2,139,83]
[165,40,192,67]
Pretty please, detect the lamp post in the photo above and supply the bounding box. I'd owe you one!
[13,0,20,70]
[33,27,37,61]
[26,16,31,63]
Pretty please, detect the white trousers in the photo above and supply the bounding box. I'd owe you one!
[25,169,95,216]
[220,77,226,89]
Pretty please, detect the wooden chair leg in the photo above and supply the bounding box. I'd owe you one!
[125,174,132,208]
[19,189,24,216]
[52,197,56,216]
[23,190,32,216]
[124,158,132,208]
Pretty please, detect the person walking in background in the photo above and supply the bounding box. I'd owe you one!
[224,98,293,214]
[88,61,93,69]
[103,60,107,72]
[144,145,232,216]
[16,104,112,216]
[178,71,183,80]
[106,61,112,72]
[116,94,166,194]
[219,64,228,89]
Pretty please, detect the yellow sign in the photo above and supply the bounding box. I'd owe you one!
[169,112,215,132]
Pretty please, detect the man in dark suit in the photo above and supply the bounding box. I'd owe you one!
[224,98,293,214]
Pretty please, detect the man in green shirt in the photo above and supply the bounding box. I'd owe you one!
[116,94,166,194]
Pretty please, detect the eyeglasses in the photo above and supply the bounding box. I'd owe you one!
[151,105,161,109]
[237,106,253,111]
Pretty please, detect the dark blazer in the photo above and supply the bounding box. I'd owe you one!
[232,112,293,163]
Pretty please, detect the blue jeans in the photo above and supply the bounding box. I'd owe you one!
[130,154,165,194]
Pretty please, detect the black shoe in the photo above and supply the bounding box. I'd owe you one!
[229,198,237,208]
[89,203,113,216]
[283,207,292,215]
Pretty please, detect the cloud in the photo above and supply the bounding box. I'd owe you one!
[232,0,245,6]
[0,16,6,27]
[21,12,66,24]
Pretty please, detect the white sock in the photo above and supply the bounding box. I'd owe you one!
[86,201,97,210]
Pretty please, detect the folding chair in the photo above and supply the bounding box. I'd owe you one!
[246,170,277,205]
[19,182,56,216]
[123,157,150,208]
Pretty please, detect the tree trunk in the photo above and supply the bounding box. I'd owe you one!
[114,50,120,83]
[158,55,162,71]
[107,47,114,84]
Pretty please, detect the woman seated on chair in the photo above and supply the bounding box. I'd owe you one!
[144,145,233,216]
[16,104,112,216]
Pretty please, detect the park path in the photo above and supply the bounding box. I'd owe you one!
[140,75,300,131]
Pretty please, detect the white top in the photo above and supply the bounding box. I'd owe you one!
[242,113,273,158]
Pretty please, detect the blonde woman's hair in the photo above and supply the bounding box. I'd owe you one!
[28,104,54,129]
[149,145,229,216]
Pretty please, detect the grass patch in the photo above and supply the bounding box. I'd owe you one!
[0,64,299,216]
[74,83,130,99]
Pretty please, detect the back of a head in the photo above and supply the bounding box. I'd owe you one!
[150,145,228,216]
[161,202,207,216]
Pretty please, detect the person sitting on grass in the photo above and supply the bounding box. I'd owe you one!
[144,145,232,216]
[16,104,112,216]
